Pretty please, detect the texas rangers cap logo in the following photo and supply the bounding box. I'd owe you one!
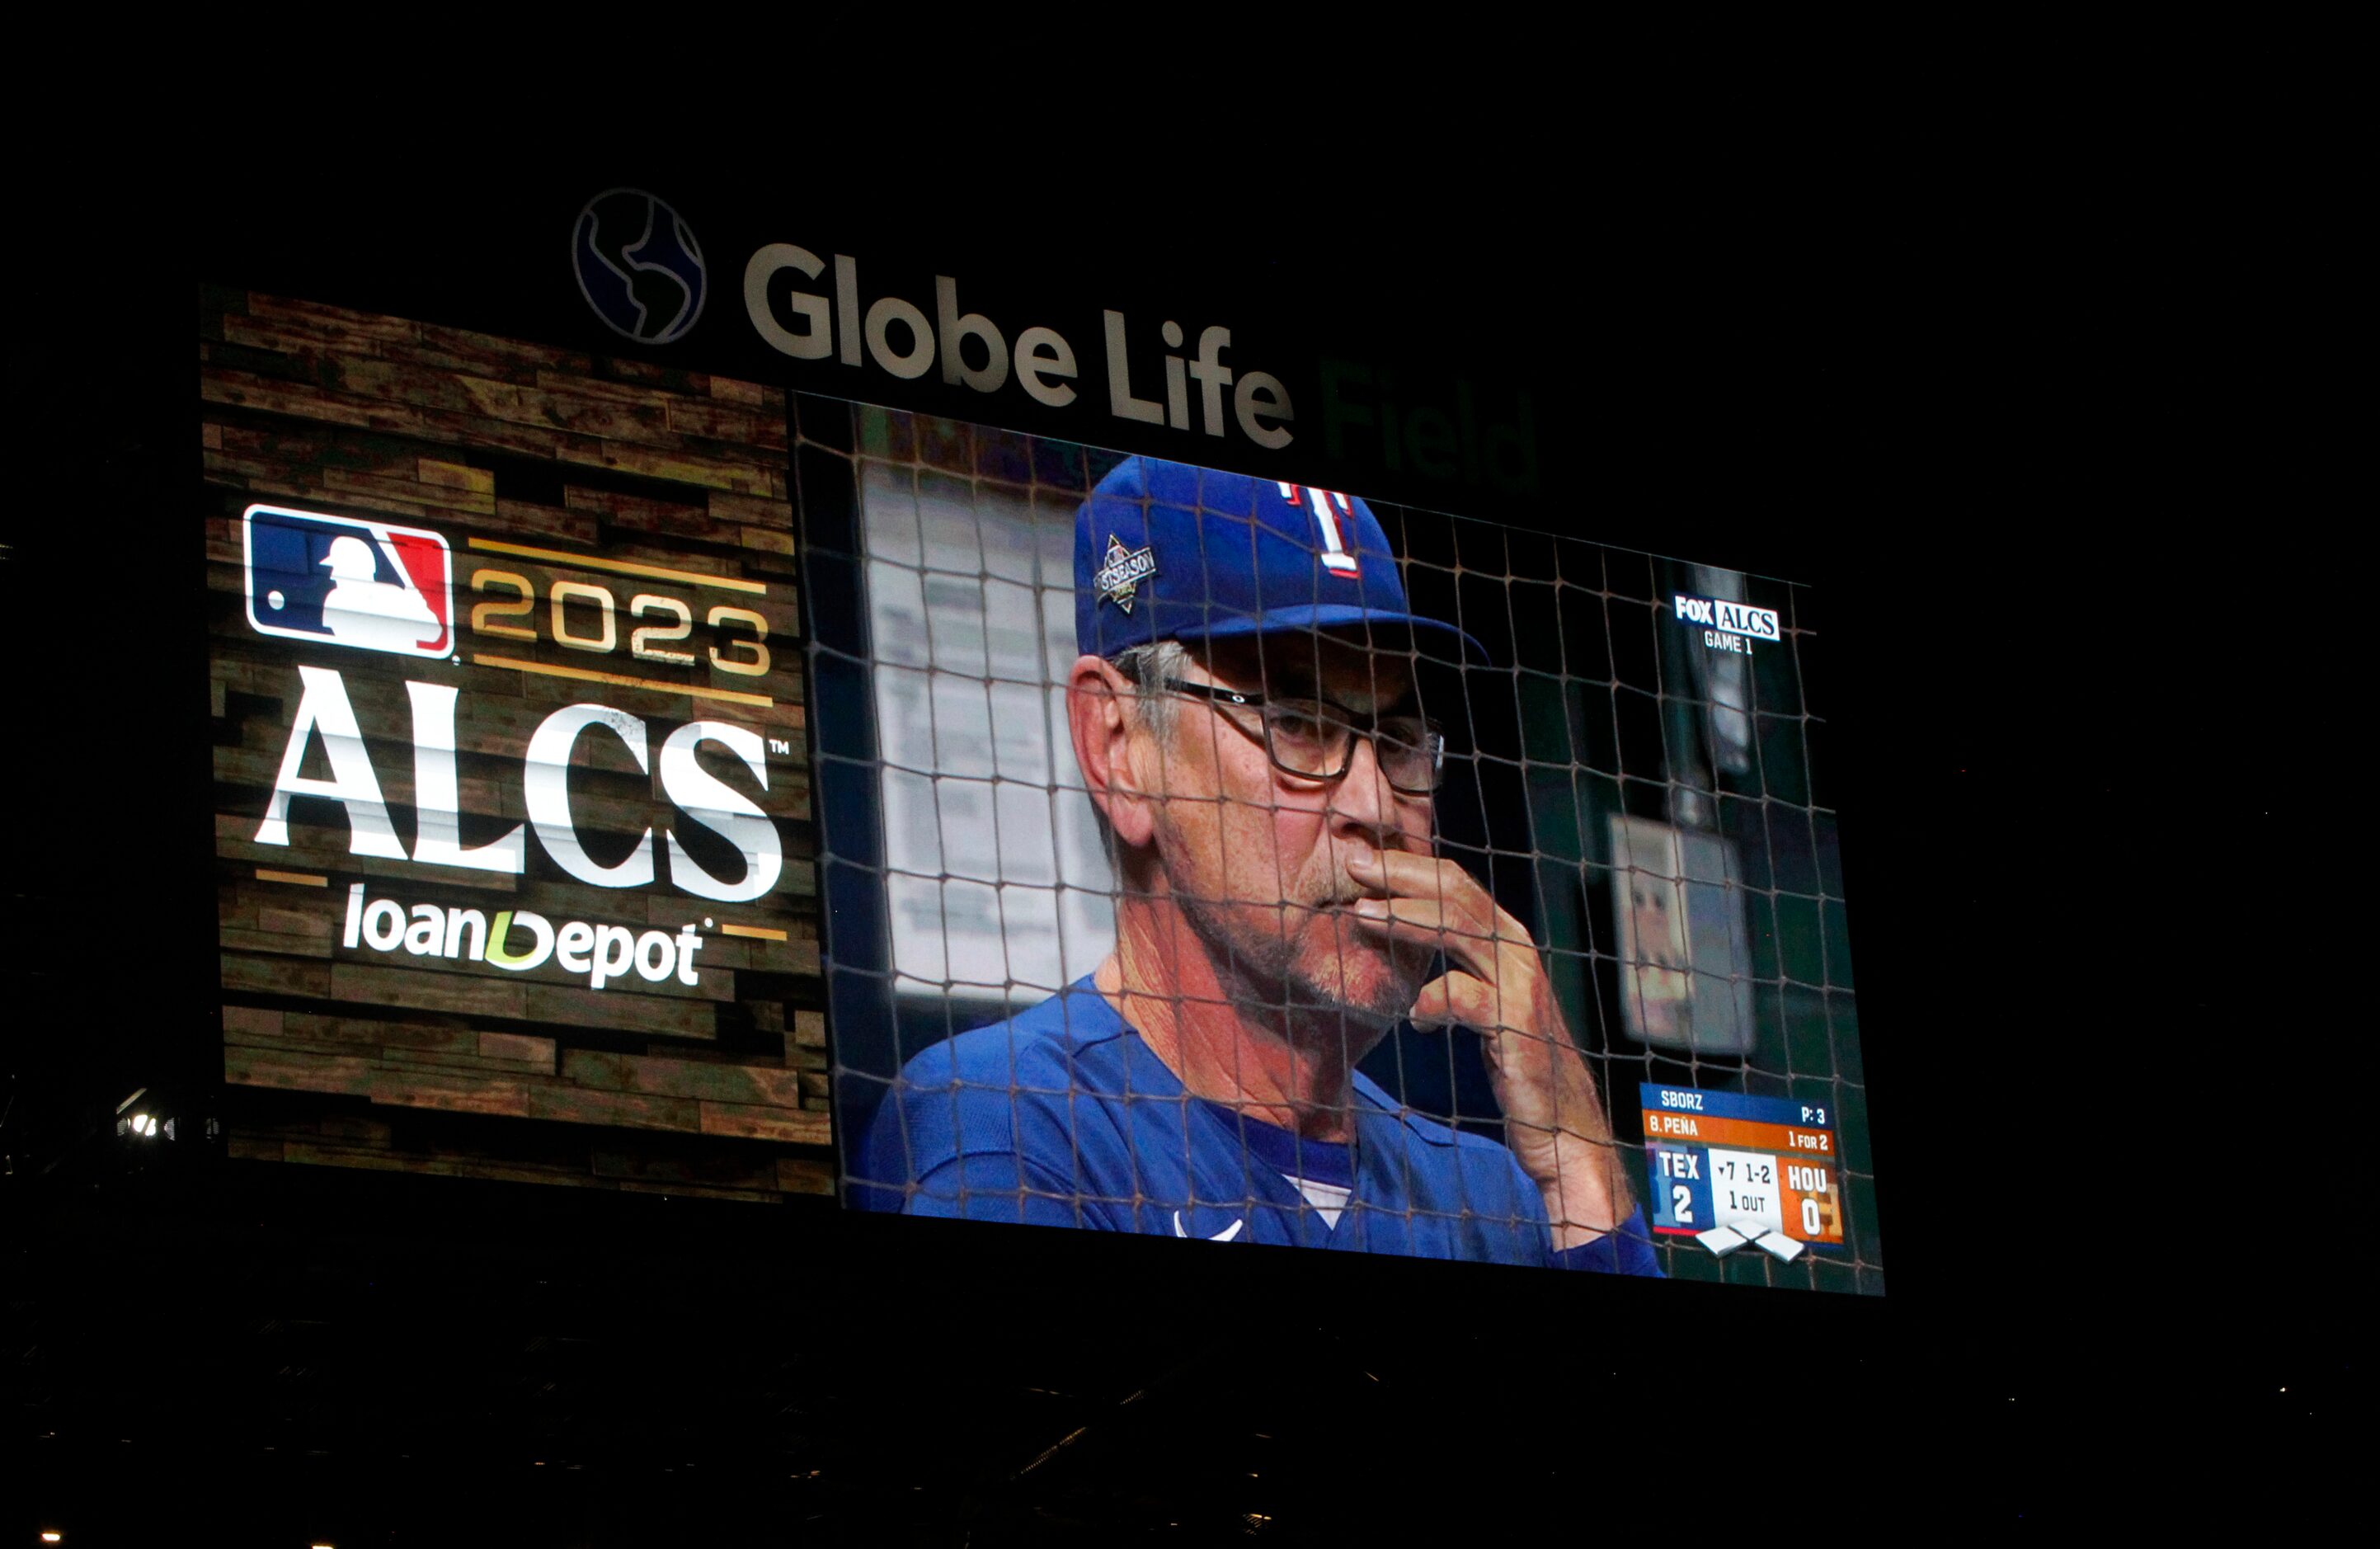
[242,503,455,657]
[1094,534,1158,614]
[1279,483,1362,575]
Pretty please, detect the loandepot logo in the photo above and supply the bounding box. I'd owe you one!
[341,883,713,991]
[572,188,708,345]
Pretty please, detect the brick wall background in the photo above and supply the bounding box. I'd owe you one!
[201,290,832,1203]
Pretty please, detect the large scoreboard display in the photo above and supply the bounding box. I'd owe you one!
[194,186,1884,1295]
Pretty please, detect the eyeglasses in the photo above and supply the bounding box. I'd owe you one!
[1156,677,1446,794]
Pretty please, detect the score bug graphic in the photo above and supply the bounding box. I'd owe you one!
[1641,1083,1846,1262]
[243,505,454,658]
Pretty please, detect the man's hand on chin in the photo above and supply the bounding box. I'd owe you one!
[1343,848,1633,1249]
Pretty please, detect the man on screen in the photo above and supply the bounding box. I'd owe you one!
[858,458,1658,1274]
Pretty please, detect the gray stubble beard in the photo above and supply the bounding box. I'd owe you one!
[1145,775,1428,1055]
[1171,878,1426,1052]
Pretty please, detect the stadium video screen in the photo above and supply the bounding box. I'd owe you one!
[205,285,1876,1293]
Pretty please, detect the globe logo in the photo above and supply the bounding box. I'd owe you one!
[571,189,708,346]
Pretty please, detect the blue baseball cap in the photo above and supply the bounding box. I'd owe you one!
[1074,458,1489,664]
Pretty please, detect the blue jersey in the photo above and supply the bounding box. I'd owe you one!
[856,978,1662,1276]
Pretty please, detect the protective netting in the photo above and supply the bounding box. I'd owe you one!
[807,400,1879,1293]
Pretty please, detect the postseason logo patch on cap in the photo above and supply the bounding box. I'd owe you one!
[1094,534,1158,614]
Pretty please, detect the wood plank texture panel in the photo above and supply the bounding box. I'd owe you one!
[205,290,831,1203]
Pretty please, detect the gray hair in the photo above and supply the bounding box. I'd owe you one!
[1109,638,1192,741]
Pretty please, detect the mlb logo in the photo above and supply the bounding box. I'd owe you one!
[242,504,454,658]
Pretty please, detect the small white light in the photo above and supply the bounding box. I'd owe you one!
[42,1533,63,1544]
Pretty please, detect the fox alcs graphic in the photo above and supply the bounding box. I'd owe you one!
[243,505,454,658]
[1672,593,1781,643]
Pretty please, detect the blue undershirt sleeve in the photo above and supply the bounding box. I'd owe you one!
[1549,1208,1665,1276]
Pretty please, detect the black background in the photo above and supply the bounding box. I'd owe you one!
[2,110,2347,1542]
